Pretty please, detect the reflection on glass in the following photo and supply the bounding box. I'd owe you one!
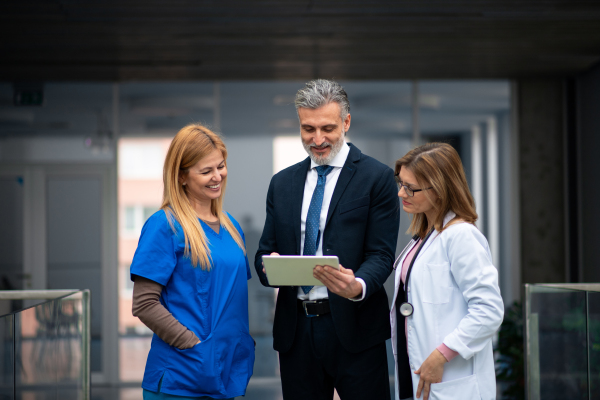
[14,292,88,400]
[527,286,589,399]
[0,314,14,399]
[589,292,600,398]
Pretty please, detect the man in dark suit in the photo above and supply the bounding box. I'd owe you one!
[255,79,399,400]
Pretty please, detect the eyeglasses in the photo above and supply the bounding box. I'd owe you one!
[394,176,433,197]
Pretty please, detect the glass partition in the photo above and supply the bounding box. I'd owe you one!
[525,284,600,400]
[0,313,14,399]
[589,291,600,398]
[0,290,89,400]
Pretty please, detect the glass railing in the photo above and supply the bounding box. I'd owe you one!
[0,290,90,400]
[525,283,600,400]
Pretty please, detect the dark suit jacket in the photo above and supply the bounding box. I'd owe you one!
[254,143,400,354]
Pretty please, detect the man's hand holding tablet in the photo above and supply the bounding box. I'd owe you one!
[313,264,363,299]
[262,254,361,299]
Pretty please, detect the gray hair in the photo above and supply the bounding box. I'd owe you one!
[295,79,350,121]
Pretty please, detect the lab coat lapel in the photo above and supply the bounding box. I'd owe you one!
[413,230,439,264]
[411,211,456,264]
[292,157,311,254]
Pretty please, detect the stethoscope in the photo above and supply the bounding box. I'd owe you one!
[392,228,436,317]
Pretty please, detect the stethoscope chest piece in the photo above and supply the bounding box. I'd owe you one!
[397,228,436,319]
[399,302,414,317]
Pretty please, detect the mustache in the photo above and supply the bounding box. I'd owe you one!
[308,142,331,149]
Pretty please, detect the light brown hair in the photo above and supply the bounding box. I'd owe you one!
[394,142,478,238]
[162,124,245,270]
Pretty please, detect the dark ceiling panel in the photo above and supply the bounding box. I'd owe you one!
[1,0,600,80]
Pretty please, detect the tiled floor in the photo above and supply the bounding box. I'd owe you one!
[91,378,396,400]
[91,386,284,400]
[91,378,285,400]
[110,336,397,399]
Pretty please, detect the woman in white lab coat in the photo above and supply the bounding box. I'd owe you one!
[390,143,504,400]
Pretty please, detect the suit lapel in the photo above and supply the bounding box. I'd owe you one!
[292,157,311,253]
[325,144,361,228]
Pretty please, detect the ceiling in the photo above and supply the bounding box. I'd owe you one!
[2,1,600,81]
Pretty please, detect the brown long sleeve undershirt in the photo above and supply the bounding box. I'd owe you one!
[132,276,199,349]
[131,220,220,350]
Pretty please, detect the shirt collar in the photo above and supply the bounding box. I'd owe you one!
[442,211,457,228]
[310,140,350,170]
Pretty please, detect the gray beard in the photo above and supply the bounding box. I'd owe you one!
[302,134,345,166]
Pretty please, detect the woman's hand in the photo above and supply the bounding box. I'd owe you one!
[414,349,447,400]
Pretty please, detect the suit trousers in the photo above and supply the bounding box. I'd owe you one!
[279,301,391,400]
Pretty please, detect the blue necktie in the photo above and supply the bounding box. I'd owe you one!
[301,165,334,295]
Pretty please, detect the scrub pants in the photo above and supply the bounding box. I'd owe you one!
[143,389,233,400]
[143,376,234,400]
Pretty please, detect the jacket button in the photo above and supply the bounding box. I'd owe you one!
[408,326,412,331]
[407,287,410,292]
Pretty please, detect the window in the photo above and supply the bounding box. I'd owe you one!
[124,206,136,231]
[143,206,157,222]
[273,136,307,174]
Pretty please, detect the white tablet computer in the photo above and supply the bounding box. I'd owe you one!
[262,255,340,286]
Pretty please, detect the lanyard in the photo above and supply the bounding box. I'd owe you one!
[398,227,435,317]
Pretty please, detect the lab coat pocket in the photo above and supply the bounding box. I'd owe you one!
[429,374,481,400]
[421,262,453,304]
[172,334,225,395]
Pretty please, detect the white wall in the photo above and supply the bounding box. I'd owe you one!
[0,137,114,163]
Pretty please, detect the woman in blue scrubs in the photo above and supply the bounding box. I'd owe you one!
[130,124,255,400]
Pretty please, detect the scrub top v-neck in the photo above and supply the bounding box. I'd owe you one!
[130,210,255,399]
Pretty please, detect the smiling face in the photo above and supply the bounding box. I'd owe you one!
[180,147,227,211]
[397,166,437,220]
[298,102,351,165]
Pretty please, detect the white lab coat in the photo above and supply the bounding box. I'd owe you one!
[390,212,504,400]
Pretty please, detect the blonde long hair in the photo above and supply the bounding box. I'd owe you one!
[394,142,478,238]
[162,124,245,270]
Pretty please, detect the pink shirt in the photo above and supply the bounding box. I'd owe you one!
[401,239,458,363]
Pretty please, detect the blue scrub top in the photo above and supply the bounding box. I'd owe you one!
[130,210,255,399]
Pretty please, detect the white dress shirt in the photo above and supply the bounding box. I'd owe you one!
[298,141,366,301]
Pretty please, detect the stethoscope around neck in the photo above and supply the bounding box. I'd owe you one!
[392,228,436,317]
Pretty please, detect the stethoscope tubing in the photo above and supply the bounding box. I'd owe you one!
[392,234,420,271]
[394,228,436,317]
